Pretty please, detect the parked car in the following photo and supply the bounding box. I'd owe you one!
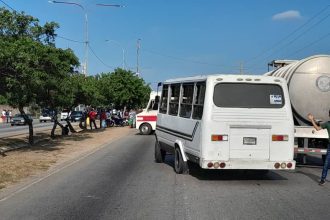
[39,108,55,123]
[69,111,83,122]
[60,109,71,121]
[11,114,33,126]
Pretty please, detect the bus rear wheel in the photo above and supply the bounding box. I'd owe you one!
[174,148,188,174]
[139,123,152,135]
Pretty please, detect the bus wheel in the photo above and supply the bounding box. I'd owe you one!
[155,140,166,163]
[140,123,152,135]
[174,148,188,174]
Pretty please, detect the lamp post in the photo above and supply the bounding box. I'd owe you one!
[136,38,141,76]
[49,1,89,76]
[105,40,126,70]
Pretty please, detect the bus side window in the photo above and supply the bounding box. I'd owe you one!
[192,82,206,120]
[169,84,180,116]
[159,85,169,114]
[179,83,194,118]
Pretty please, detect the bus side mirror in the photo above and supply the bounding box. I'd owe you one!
[153,96,160,110]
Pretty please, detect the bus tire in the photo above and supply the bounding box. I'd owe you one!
[174,148,188,174]
[155,140,166,163]
[139,123,152,135]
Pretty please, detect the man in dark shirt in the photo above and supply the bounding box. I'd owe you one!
[308,110,330,186]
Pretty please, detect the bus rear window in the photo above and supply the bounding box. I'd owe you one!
[213,83,285,108]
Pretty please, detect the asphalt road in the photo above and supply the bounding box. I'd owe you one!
[0,130,329,220]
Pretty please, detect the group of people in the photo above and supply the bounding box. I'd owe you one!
[1,109,12,123]
[82,108,136,130]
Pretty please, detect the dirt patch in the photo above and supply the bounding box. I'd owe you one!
[0,126,134,190]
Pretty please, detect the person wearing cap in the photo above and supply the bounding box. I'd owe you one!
[308,110,330,186]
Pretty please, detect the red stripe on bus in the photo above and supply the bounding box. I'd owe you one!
[137,115,157,121]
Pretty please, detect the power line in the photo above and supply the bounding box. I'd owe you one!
[287,32,330,57]
[246,5,330,65]
[0,0,15,11]
[88,44,116,70]
[264,12,330,60]
[57,35,84,43]
[142,49,239,69]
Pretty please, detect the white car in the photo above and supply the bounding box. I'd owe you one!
[39,114,52,123]
[60,109,71,121]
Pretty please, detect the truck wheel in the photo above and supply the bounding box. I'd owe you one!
[155,140,166,163]
[139,123,152,135]
[174,148,188,174]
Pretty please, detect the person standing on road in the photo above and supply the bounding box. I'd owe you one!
[5,110,9,123]
[1,109,6,122]
[308,110,330,186]
[100,109,107,129]
[89,108,98,130]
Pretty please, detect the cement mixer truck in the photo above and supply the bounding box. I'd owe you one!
[265,55,330,164]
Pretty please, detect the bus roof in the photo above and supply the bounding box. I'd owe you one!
[163,74,285,84]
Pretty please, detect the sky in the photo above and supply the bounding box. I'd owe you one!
[1,0,330,89]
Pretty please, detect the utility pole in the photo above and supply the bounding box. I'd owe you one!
[136,38,141,76]
[49,1,88,76]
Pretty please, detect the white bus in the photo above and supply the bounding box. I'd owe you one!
[155,74,296,174]
[136,91,161,135]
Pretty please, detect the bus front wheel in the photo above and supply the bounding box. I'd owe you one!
[139,123,152,135]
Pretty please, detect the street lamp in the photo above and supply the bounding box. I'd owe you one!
[49,0,89,76]
[136,38,141,76]
[105,40,126,70]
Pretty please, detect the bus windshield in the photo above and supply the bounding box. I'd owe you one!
[213,83,285,108]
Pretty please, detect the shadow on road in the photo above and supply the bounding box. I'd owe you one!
[0,129,109,153]
[163,154,287,181]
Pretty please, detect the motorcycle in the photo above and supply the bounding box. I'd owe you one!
[107,115,125,127]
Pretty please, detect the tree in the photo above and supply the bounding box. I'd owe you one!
[35,47,79,138]
[0,8,78,144]
[99,68,151,110]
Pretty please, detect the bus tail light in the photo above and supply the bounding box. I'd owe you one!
[220,162,226,168]
[274,163,280,169]
[214,162,220,169]
[207,162,213,168]
[280,162,286,168]
[272,135,288,141]
[287,163,293,169]
[211,135,228,141]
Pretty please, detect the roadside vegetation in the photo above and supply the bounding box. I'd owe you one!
[0,7,151,144]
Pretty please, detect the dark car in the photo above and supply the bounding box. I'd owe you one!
[69,111,83,122]
[11,114,33,126]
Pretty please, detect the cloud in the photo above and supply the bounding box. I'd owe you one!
[272,10,302,21]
